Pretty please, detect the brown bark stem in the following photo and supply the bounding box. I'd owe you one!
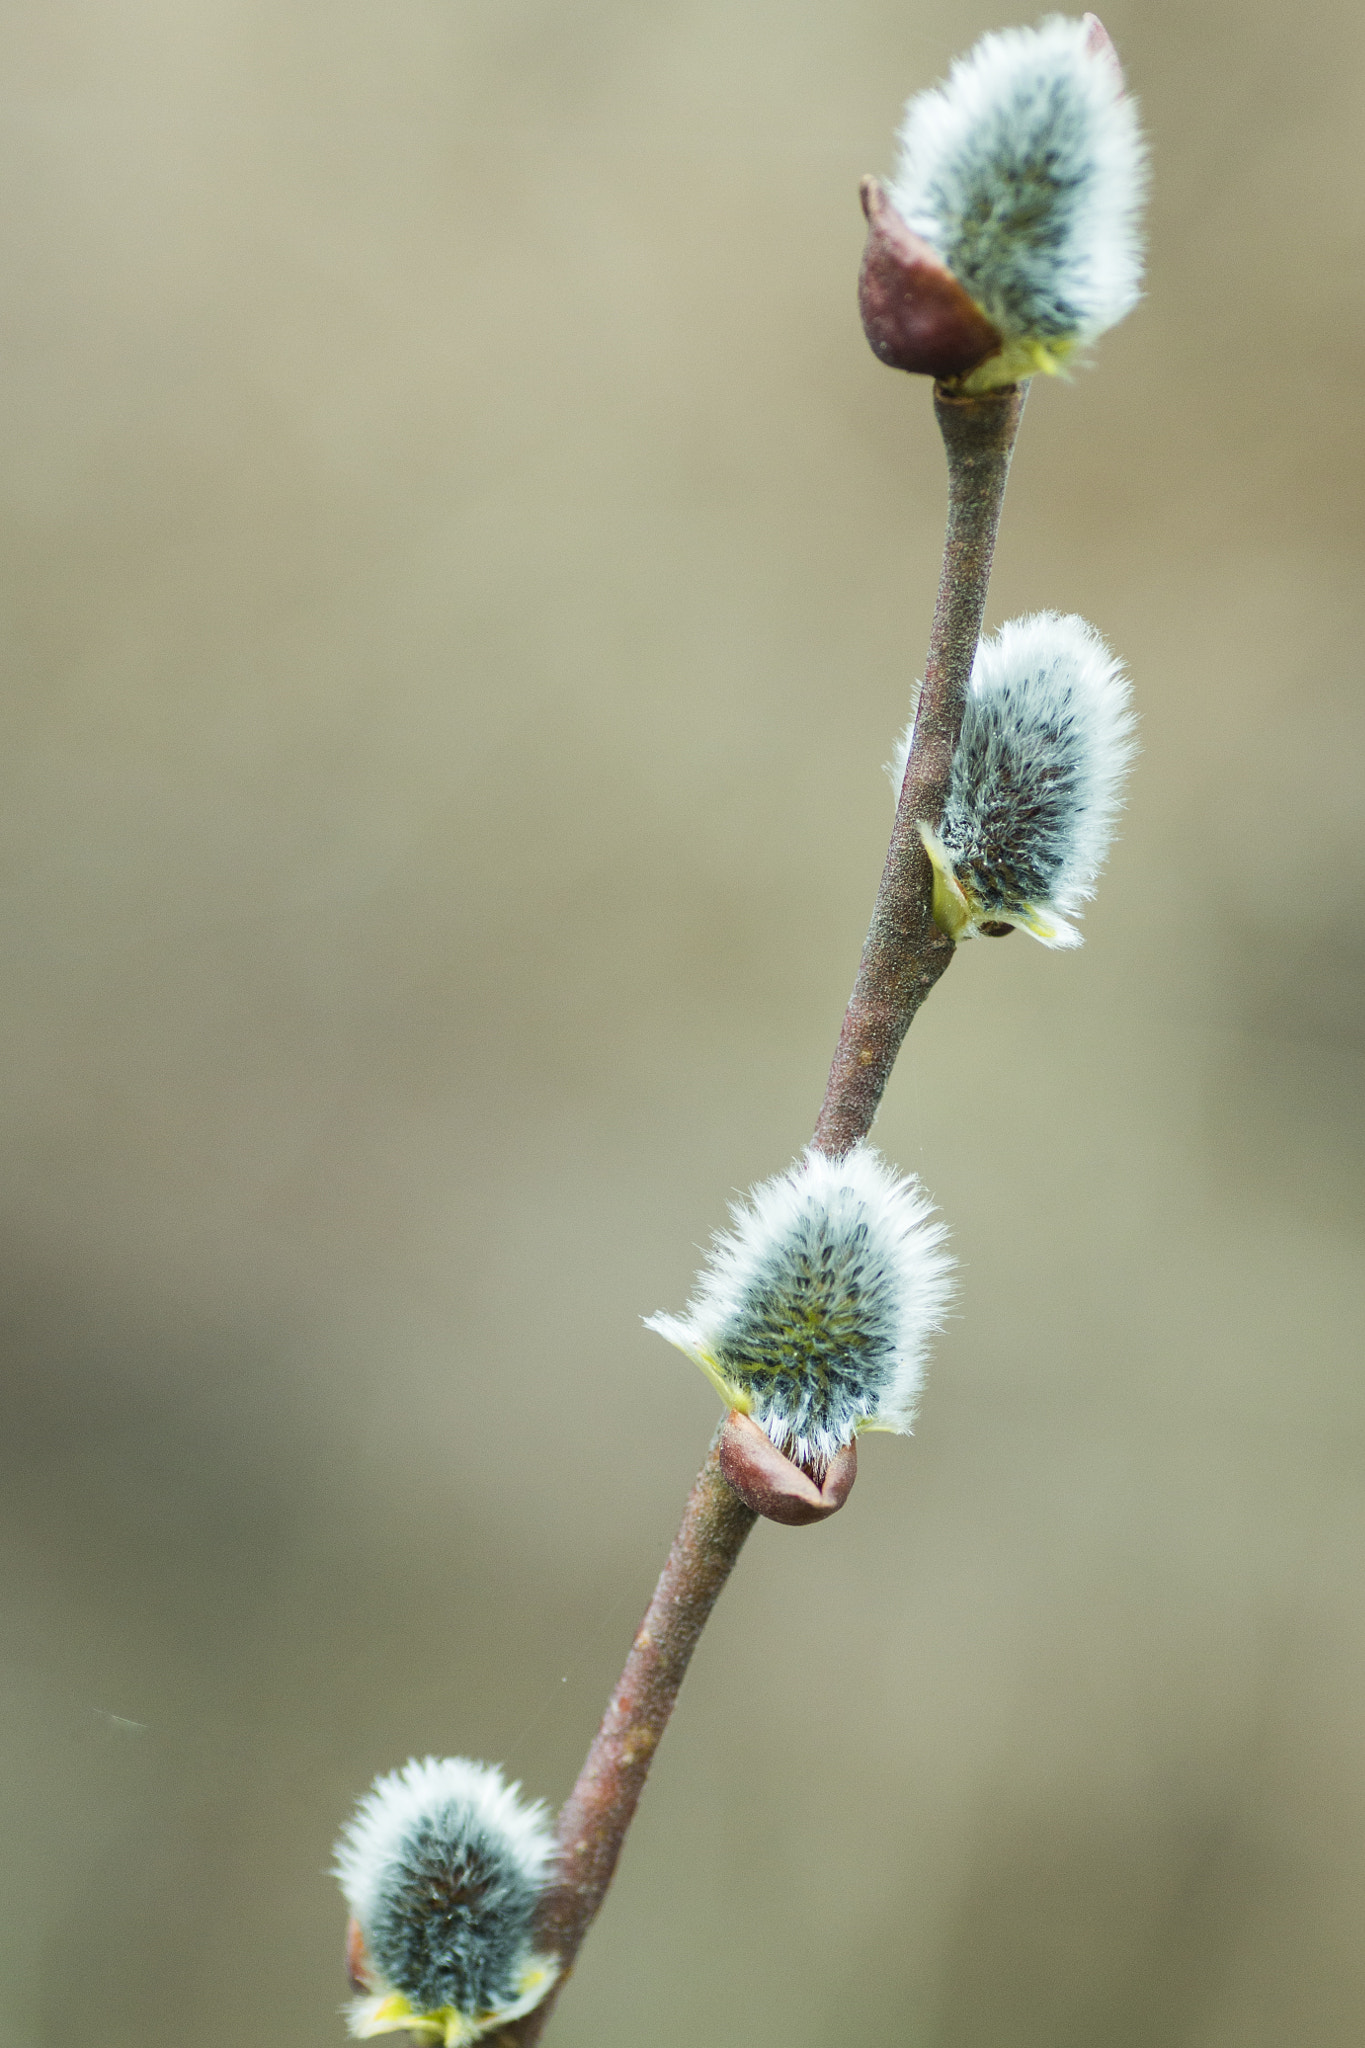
[497,1433,757,2045]
[489,379,1027,2048]
[811,380,1026,1159]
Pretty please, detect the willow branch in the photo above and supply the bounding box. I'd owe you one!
[497,1433,756,2045]
[492,378,1025,2048]
[811,379,1025,1159]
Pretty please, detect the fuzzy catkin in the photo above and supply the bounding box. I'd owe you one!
[890,15,1146,355]
[647,1146,953,1471]
[890,612,1136,943]
[335,1758,552,2026]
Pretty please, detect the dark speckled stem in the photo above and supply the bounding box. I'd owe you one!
[811,380,1025,1158]
[481,381,1027,2048]
[493,1433,755,2046]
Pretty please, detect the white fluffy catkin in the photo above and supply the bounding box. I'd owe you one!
[646,1145,953,1473]
[889,611,1136,947]
[334,1757,555,2042]
[889,15,1146,368]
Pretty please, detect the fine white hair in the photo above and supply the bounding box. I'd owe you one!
[647,1145,954,1472]
[334,1756,553,2028]
[336,1758,552,1932]
[889,15,1146,352]
[889,611,1136,942]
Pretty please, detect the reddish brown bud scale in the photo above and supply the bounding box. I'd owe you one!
[345,1916,372,1995]
[1082,13,1126,92]
[857,178,1003,382]
[718,1409,857,1524]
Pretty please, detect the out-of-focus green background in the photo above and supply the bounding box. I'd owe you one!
[2,2,1363,2042]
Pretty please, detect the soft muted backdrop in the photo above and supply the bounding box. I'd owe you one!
[2,2,1363,2043]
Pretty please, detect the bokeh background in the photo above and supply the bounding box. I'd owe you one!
[2,1,1363,2042]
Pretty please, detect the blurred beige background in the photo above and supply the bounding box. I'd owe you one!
[1,1,1363,2042]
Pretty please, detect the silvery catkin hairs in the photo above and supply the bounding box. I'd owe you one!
[334,1757,556,2044]
[647,1144,953,1474]
[889,14,1146,370]
[889,611,1137,947]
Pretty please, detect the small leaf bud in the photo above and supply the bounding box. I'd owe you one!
[858,176,1005,383]
[718,1408,858,1525]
